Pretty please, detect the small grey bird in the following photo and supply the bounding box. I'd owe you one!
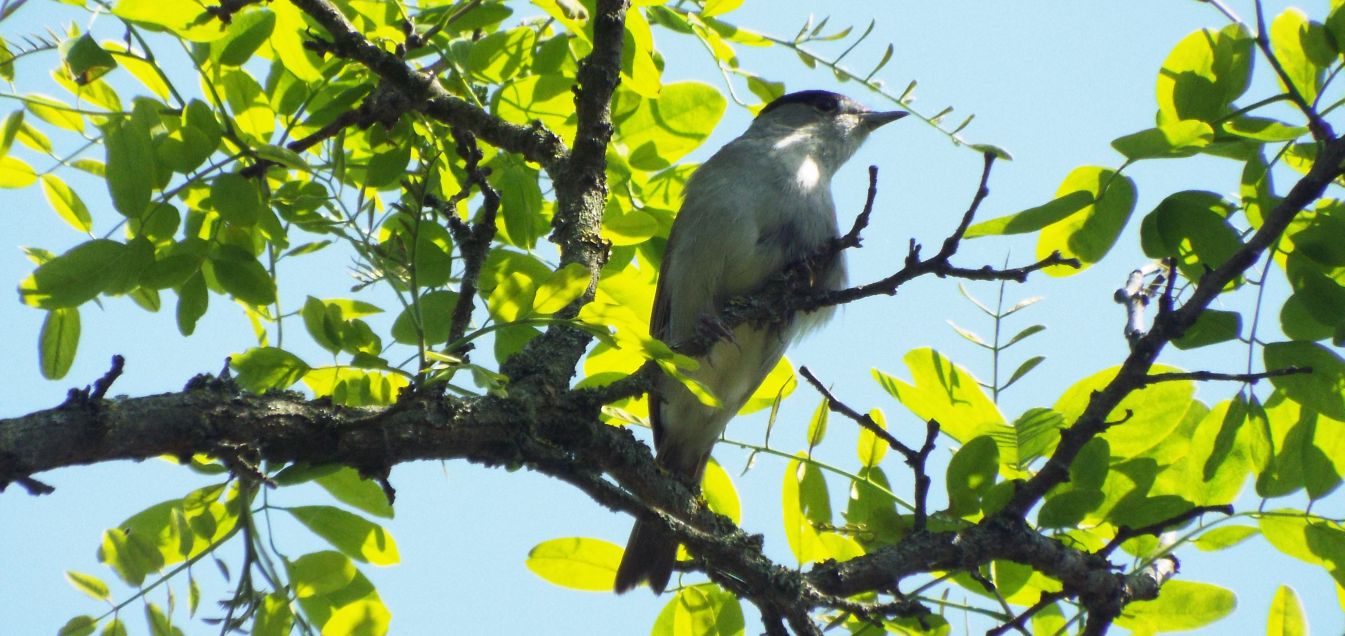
[614,90,906,594]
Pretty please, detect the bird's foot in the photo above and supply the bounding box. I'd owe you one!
[696,314,739,349]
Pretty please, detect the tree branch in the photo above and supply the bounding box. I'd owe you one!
[286,0,568,170]
[1003,133,1345,517]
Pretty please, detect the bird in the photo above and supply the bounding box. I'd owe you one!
[614,90,907,594]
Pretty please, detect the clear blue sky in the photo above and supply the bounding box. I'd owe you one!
[1,1,1339,634]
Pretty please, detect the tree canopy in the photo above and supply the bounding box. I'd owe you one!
[4,0,1345,634]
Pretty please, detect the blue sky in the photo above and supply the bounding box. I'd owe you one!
[1,1,1340,634]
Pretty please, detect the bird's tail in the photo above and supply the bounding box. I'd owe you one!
[614,515,677,594]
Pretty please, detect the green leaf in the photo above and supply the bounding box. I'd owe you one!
[286,506,399,565]
[1266,342,1345,420]
[27,94,84,132]
[805,398,829,449]
[59,616,97,636]
[1260,512,1345,587]
[65,571,110,601]
[211,173,263,227]
[1267,585,1306,636]
[315,468,394,519]
[782,455,830,564]
[212,8,275,66]
[363,141,411,189]
[651,584,745,636]
[1035,167,1136,276]
[486,270,538,323]
[1271,9,1324,104]
[40,308,80,379]
[526,537,622,591]
[1111,120,1213,160]
[1141,190,1243,285]
[702,0,744,18]
[467,27,537,84]
[616,82,727,170]
[492,157,547,250]
[946,436,999,517]
[102,116,155,217]
[494,74,578,142]
[60,33,117,84]
[1115,581,1236,631]
[176,271,207,335]
[967,190,1092,239]
[532,263,591,315]
[1222,116,1308,142]
[288,551,357,598]
[856,408,889,468]
[1192,525,1259,551]
[41,174,93,232]
[1054,364,1194,457]
[872,348,1005,444]
[1002,355,1045,390]
[1174,309,1242,350]
[302,296,343,354]
[18,239,126,309]
[0,155,36,188]
[323,599,390,636]
[208,245,276,306]
[112,0,226,42]
[701,458,741,524]
[390,290,459,345]
[1001,407,1063,471]
[1156,24,1253,124]
[230,346,309,392]
[0,109,23,159]
[252,593,294,636]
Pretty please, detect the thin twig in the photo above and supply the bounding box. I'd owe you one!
[799,366,917,461]
[1140,367,1310,386]
[1101,505,1233,556]
[90,355,126,401]
[986,592,1068,636]
[836,165,881,249]
[1254,0,1332,139]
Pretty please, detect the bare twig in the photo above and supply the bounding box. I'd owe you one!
[1140,367,1311,386]
[987,592,1068,636]
[835,165,881,249]
[799,366,917,461]
[1100,505,1233,556]
[444,127,500,354]
[1253,0,1332,139]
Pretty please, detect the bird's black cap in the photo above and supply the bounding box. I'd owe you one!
[757,90,851,117]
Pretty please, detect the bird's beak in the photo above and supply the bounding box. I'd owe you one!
[862,110,908,130]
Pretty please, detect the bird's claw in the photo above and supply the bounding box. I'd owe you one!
[697,314,739,349]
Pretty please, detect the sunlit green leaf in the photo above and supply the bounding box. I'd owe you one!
[231,346,309,392]
[872,348,1005,444]
[41,174,93,232]
[651,583,745,636]
[1267,585,1306,636]
[1266,342,1345,420]
[287,506,399,565]
[1111,120,1213,160]
[526,537,622,591]
[18,239,126,309]
[1116,580,1236,632]
[40,308,80,379]
[1156,24,1253,124]
[65,570,110,601]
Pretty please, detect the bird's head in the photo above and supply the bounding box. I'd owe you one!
[747,90,907,174]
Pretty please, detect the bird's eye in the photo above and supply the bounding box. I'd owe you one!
[814,98,840,114]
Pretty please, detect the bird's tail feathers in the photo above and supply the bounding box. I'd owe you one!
[614,515,678,594]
